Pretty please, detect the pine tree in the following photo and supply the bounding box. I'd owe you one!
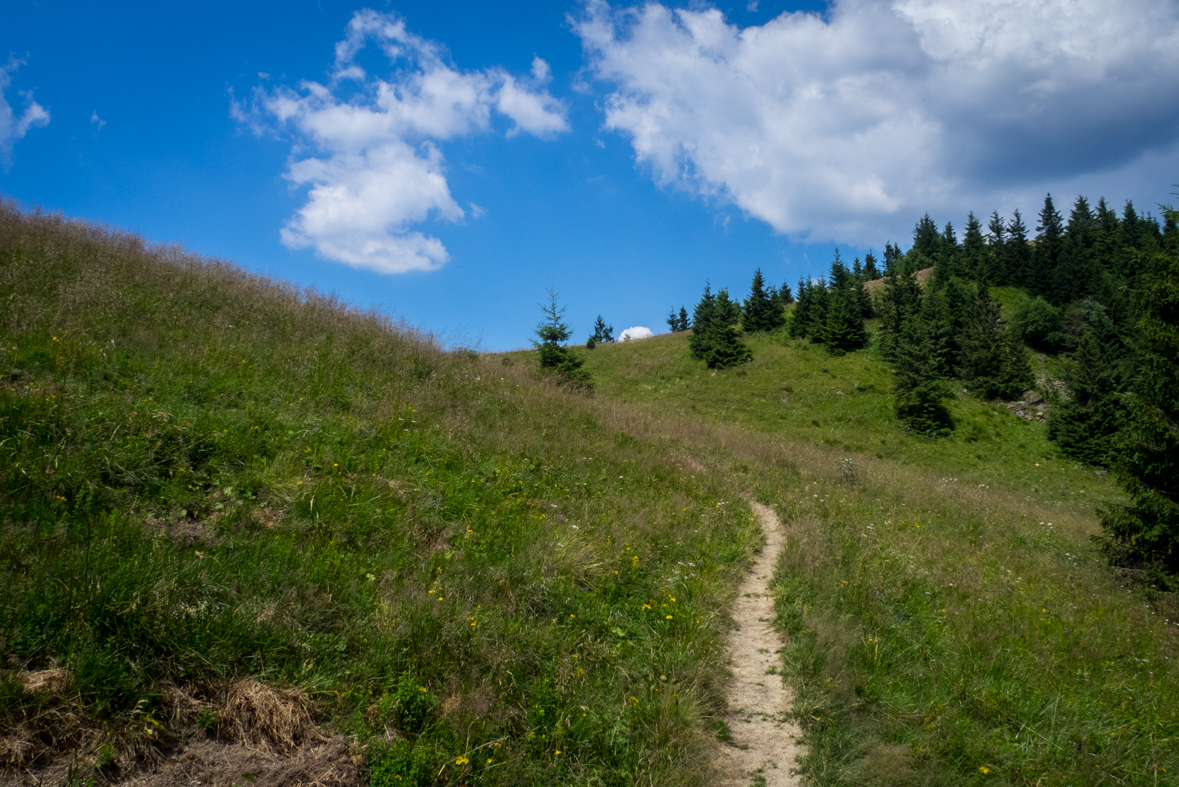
[863,251,881,280]
[878,256,922,361]
[985,211,1006,285]
[590,315,614,344]
[742,268,784,332]
[715,288,741,328]
[689,284,717,360]
[678,306,691,332]
[1032,194,1064,299]
[1097,233,1179,579]
[917,288,954,378]
[893,311,954,435]
[534,290,591,387]
[962,212,988,283]
[1006,210,1031,287]
[961,286,1031,400]
[704,321,750,369]
[788,278,812,339]
[912,214,940,265]
[822,286,869,355]
[932,220,961,284]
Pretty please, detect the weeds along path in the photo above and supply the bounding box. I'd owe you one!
[715,501,804,786]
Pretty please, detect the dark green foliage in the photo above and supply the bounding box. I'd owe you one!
[590,315,615,345]
[1049,318,1129,465]
[665,306,690,333]
[689,284,717,360]
[788,277,826,340]
[822,286,868,356]
[689,283,749,369]
[1005,210,1031,288]
[892,313,954,436]
[1032,194,1065,298]
[742,268,786,333]
[1014,296,1064,351]
[877,257,922,361]
[534,291,592,387]
[862,251,881,281]
[1097,234,1179,578]
[703,322,750,370]
[960,287,1032,400]
[911,214,940,264]
[962,212,988,284]
[714,288,741,328]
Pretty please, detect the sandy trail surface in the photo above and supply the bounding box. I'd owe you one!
[714,501,805,786]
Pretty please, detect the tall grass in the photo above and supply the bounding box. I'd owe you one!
[0,202,761,784]
[574,330,1179,785]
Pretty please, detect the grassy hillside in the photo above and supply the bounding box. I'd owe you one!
[565,330,1178,785]
[4,200,1177,787]
[0,204,762,785]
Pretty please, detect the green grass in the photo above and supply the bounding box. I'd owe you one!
[0,204,761,784]
[566,330,1179,785]
[5,201,1177,786]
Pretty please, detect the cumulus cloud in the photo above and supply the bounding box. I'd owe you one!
[577,0,1179,245]
[619,325,654,341]
[0,59,50,168]
[242,9,569,274]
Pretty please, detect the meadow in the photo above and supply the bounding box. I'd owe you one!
[571,329,1178,785]
[2,200,1177,786]
[0,204,761,786]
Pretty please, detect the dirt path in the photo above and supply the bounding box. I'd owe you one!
[714,501,805,786]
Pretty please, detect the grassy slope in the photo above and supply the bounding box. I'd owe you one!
[567,330,1179,786]
[0,206,762,785]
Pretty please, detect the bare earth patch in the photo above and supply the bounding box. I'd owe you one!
[714,502,805,786]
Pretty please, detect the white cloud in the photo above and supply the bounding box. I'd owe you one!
[243,9,568,274]
[577,0,1179,245]
[619,325,654,341]
[0,59,50,168]
[90,111,105,131]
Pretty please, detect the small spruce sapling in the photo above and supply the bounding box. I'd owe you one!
[534,290,592,387]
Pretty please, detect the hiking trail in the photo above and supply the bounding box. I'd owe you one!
[714,501,805,786]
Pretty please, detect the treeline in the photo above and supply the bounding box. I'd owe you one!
[675,189,1177,578]
[685,269,792,368]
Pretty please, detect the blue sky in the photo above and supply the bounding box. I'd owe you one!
[4,0,1178,350]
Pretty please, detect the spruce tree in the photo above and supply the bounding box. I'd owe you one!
[678,306,691,332]
[590,315,614,344]
[715,288,741,328]
[822,286,869,355]
[1097,234,1179,579]
[962,212,987,283]
[932,220,961,284]
[534,290,591,387]
[704,321,750,370]
[1006,210,1031,287]
[1032,194,1065,299]
[961,286,1031,400]
[863,251,881,280]
[743,268,784,332]
[878,257,922,361]
[689,284,717,360]
[788,278,812,339]
[893,311,954,435]
[911,214,940,264]
[667,309,679,333]
[985,211,1006,285]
